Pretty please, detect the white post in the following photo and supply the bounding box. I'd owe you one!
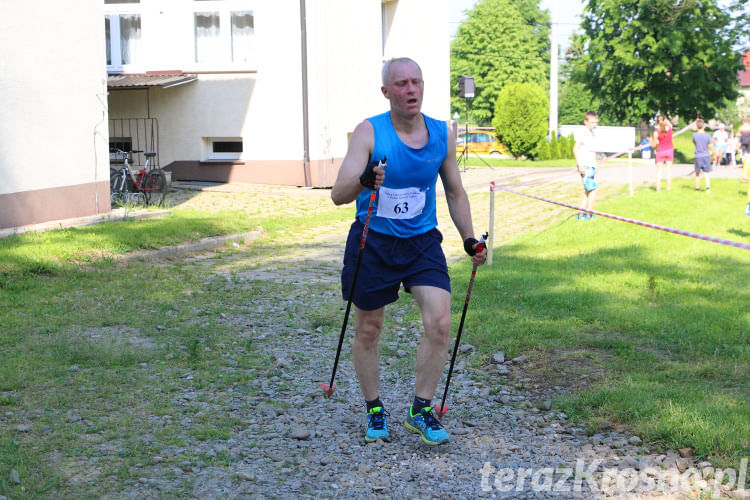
[488,182,495,266]
[548,2,559,138]
[628,151,633,196]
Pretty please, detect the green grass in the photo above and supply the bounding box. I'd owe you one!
[451,177,750,466]
[464,158,574,168]
[0,205,351,283]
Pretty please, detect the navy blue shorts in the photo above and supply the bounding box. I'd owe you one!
[341,220,450,311]
[694,156,712,173]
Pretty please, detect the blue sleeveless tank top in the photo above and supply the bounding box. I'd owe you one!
[355,111,447,238]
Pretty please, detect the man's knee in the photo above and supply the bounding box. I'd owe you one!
[355,311,384,348]
[423,311,451,344]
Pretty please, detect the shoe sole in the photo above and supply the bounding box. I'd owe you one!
[364,434,391,443]
[403,420,449,445]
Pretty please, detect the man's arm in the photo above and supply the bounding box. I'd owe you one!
[438,123,486,265]
[331,120,383,205]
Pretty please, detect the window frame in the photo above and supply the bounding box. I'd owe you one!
[104,2,143,74]
[202,137,244,161]
[189,0,255,71]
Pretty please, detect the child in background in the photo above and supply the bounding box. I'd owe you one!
[692,119,713,193]
[573,111,599,220]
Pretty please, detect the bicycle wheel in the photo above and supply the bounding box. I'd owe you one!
[110,170,125,205]
[142,169,168,206]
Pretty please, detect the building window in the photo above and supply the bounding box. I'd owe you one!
[231,11,254,63]
[203,138,243,161]
[119,15,141,64]
[195,12,221,63]
[193,2,254,66]
[105,1,142,71]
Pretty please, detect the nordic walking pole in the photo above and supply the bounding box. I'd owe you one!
[321,158,386,397]
[435,232,487,418]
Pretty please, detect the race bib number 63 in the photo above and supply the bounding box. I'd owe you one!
[376,186,426,220]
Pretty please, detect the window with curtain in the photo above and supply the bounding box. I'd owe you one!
[195,12,221,63]
[231,11,254,64]
[105,17,111,65]
[119,14,141,65]
[231,11,254,63]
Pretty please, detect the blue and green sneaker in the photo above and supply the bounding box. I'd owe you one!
[364,407,390,443]
[404,406,449,445]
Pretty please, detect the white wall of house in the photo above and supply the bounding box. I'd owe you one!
[1,0,109,194]
[106,0,450,185]
[0,0,110,229]
[304,0,450,167]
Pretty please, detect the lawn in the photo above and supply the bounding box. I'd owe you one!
[451,177,750,467]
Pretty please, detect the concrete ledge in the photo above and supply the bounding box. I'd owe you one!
[117,230,265,262]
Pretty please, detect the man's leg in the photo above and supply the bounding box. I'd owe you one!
[403,285,452,445]
[410,286,452,399]
[352,306,386,402]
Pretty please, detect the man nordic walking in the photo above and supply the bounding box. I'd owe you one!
[330,57,486,445]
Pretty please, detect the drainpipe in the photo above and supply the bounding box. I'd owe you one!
[300,0,312,187]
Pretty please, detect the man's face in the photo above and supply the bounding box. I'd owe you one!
[381,61,424,118]
[585,115,599,131]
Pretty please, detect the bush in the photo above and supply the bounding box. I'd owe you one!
[536,139,551,160]
[549,134,560,159]
[493,83,549,159]
[560,134,575,159]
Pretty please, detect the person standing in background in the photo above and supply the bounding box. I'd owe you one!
[692,119,713,193]
[652,114,674,191]
[573,111,599,220]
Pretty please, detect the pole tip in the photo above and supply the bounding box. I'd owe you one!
[434,405,448,418]
[320,383,335,397]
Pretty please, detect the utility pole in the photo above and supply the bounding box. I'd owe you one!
[549,1,559,139]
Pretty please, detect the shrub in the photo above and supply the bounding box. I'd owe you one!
[493,83,549,159]
[549,134,560,159]
[536,139,551,160]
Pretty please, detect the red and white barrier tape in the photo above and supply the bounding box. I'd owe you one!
[491,182,750,251]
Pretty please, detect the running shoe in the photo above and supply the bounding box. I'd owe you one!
[745,202,750,216]
[404,406,449,445]
[587,214,595,221]
[364,407,390,443]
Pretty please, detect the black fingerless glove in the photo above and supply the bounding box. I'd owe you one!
[359,159,380,189]
[463,237,479,256]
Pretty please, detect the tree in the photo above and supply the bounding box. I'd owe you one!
[574,0,747,124]
[558,80,594,126]
[492,82,549,158]
[451,0,550,125]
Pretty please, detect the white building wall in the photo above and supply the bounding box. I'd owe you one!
[0,0,109,196]
[305,0,450,166]
[106,0,450,185]
[305,0,384,164]
[383,0,450,120]
[108,0,304,166]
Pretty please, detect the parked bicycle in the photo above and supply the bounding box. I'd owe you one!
[109,149,168,207]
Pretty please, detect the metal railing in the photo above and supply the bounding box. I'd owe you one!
[108,117,159,168]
